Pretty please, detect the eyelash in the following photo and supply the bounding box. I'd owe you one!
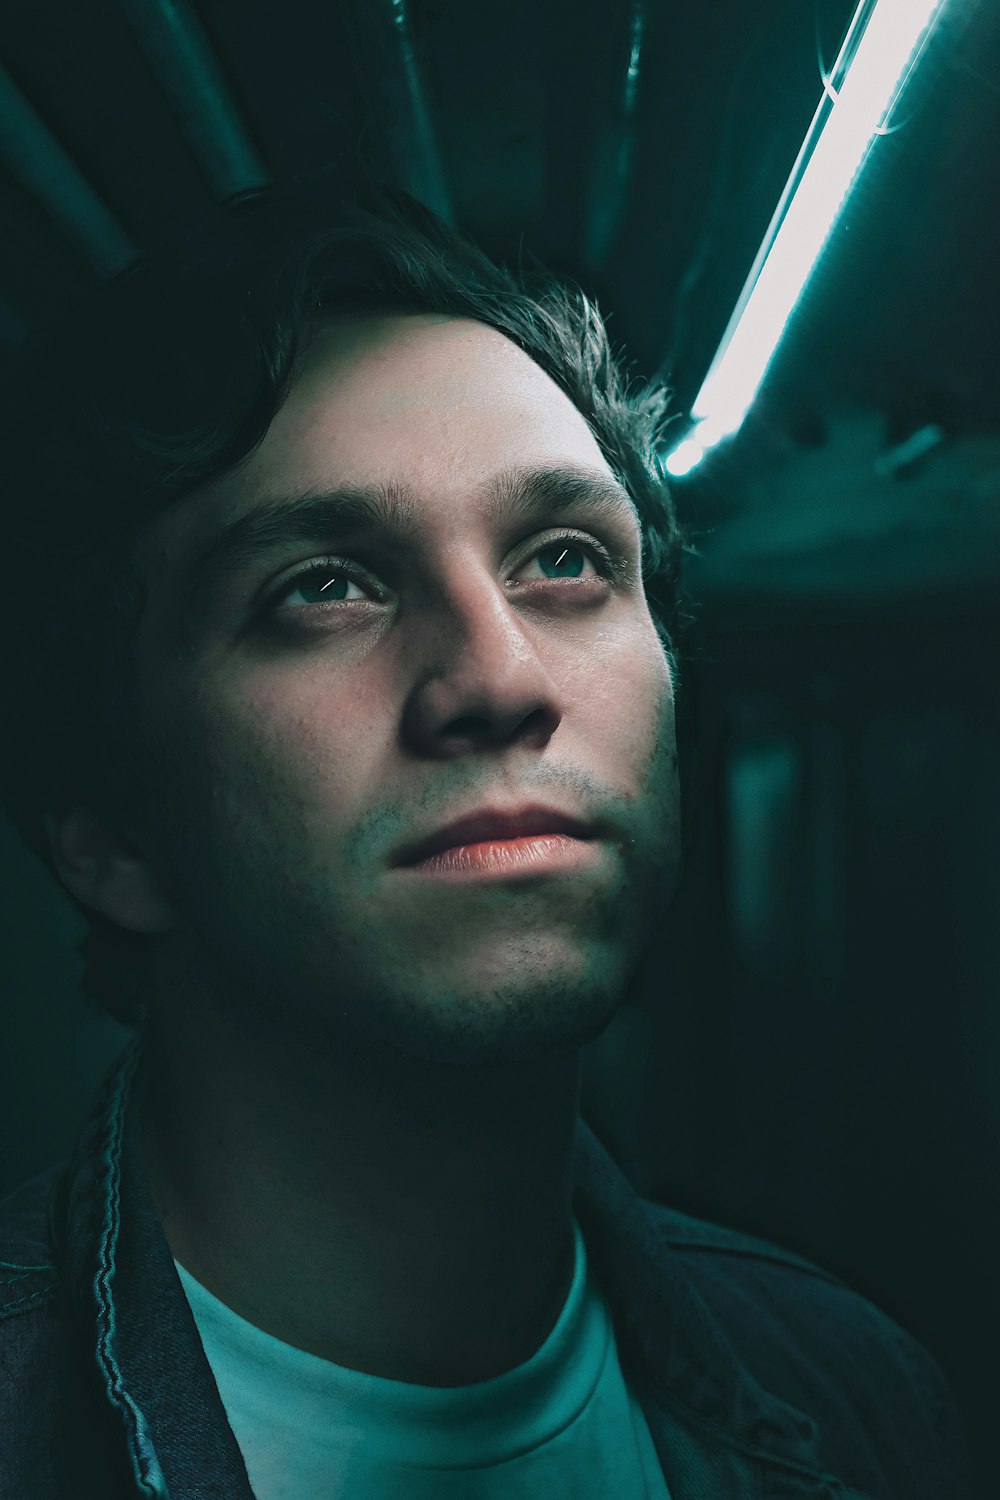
[265,531,628,614]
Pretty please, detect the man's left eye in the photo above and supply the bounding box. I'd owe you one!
[519,539,607,581]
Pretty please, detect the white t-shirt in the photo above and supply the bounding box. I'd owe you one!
[175,1216,671,1499]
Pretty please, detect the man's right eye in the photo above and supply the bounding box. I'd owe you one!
[267,559,374,611]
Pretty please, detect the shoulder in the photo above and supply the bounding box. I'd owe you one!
[0,1165,63,1323]
[0,1166,129,1498]
[0,1168,73,1465]
[642,1197,971,1496]
[646,1195,942,1384]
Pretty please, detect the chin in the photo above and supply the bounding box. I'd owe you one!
[365,967,627,1069]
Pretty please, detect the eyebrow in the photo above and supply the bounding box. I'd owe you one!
[179,463,641,613]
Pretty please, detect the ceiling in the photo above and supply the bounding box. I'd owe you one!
[0,0,997,604]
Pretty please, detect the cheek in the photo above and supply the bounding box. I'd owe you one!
[159,667,383,853]
[578,624,675,763]
[228,678,377,816]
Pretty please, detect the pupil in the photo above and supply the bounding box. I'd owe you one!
[541,544,585,579]
[303,572,348,603]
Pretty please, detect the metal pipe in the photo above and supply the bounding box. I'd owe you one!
[343,0,454,225]
[0,64,136,276]
[115,0,270,202]
[583,0,648,274]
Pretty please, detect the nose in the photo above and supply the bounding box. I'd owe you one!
[400,572,564,758]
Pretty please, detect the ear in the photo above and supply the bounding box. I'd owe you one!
[43,804,176,936]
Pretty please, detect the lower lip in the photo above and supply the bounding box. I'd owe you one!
[401,834,601,879]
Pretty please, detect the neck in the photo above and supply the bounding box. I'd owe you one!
[135,999,583,1387]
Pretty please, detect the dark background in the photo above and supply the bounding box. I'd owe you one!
[0,1,997,1493]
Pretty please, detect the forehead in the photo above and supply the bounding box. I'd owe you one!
[243,311,605,500]
[141,313,612,580]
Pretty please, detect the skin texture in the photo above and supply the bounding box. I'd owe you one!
[49,312,681,1386]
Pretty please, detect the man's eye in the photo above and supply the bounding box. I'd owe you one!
[519,538,610,582]
[270,563,371,610]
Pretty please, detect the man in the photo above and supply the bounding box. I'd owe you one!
[0,181,970,1498]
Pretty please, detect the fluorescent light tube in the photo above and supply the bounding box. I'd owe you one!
[664,0,947,479]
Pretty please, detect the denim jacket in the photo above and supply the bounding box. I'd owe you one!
[0,1035,972,1499]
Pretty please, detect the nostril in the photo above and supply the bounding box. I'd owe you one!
[446,716,490,738]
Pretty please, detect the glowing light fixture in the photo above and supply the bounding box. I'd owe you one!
[664,438,705,478]
[664,0,948,478]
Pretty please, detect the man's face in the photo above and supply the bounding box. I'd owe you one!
[132,312,680,1064]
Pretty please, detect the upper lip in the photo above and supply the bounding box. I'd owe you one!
[394,805,597,866]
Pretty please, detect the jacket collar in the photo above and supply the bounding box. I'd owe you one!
[571,1113,826,1470]
[61,1034,831,1496]
[65,1034,255,1498]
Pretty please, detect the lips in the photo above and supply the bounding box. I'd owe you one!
[394,805,596,867]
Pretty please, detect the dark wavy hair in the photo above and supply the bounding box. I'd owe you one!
[0,175,694,1027]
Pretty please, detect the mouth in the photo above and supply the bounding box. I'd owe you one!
[393,805,598,868]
